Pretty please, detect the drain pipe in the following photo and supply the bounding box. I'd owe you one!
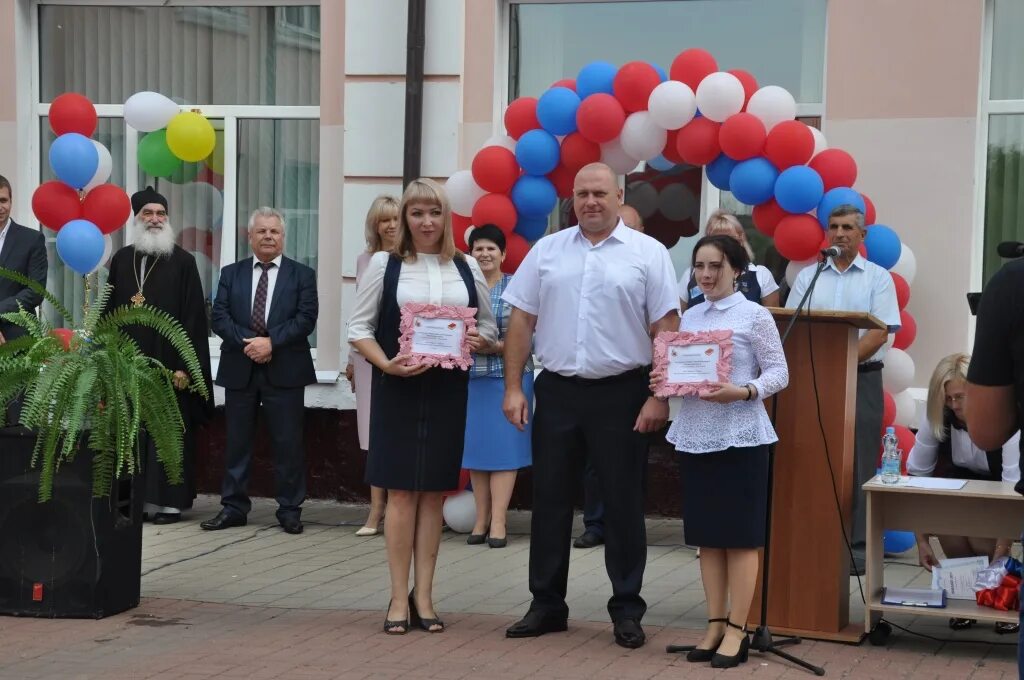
[403,0,427,188]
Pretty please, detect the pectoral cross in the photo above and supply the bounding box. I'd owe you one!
[131,291,146,307]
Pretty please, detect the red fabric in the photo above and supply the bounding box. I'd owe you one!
[977,574,1021,611]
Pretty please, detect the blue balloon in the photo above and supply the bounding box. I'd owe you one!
[651,63,668,82]
[515,129,560,176]
[774,166,825,214]
[706,154,738,191]
[514,214,549,241]
[56,219,105,276]
[576,61,617,99]
[864,224,902,270]
[646,155,676,172]
[536,87,581,136]
[49,133,99,190]
[729,157,779,206]
[511,175,558,218]
[817,187,866,228]
[883,530,915,555]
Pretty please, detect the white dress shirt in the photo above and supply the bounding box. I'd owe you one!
[502,221,679,379]
[347,251,497,344]
[907,412,1021,483]
[0,218,11,258]
[665,292,789,454]
[784,254,901,363]
[251,254,283,325]
[679,263,779,302]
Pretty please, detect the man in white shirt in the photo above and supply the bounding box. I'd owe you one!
[786,204,900,575]
[501,163,680,649]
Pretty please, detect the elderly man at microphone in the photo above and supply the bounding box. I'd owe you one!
[785,204,901,576]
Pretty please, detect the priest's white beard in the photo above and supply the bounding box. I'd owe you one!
[132,218,176,257]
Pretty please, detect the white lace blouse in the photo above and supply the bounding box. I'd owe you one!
[666,292,789,454]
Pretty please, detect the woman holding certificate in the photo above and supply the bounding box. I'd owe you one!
[348,179,497,635]
[652,234,788,668]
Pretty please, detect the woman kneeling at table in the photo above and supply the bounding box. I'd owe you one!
[653,234,789,668]
[907,352,1020,633]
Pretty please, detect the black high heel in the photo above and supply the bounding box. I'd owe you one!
[685,617,728,662]
[409,589,445,633]
[710,620,750,668]
[383,599,409,635]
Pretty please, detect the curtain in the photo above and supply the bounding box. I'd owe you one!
[984,115,1024,284]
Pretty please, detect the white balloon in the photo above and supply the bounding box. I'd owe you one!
[890,243,917,286]
[441,490,476,533]
[885,333,896,350]
[695,71,745,123]
[893,389,916,428]
[648,80,697,131]
[599,138,641,175]
[785,258,816,288]
[123,91,180,133]
[658,182,697,222]
[83,141,113,193]
[809,126,828,158]
[619,112,668,162]
[482,134,517,152]
[446,170,487,217]
[627,181,659,219]
[181,181,224,230]
[746,85,797,132]
[89,234,114,275]
[464,226,475,245]
[882,348,915,394]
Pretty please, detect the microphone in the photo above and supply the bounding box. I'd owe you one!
[820,246,842,258]
[997,241,1024,258]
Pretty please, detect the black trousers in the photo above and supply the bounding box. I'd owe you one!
[528,368,651,622]
[851,368,883,553]
[221,365,306,521]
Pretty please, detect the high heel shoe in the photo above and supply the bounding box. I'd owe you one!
[685,617,728,662]
[710,620,750,669]
[408,589,445,633]
[382,600,409,635]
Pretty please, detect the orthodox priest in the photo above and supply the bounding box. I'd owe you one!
[105,186,214,524]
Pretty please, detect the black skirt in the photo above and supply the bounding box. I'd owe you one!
[366,365,469,491]
[679,445,769,548]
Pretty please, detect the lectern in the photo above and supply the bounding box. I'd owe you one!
[747,309,886,643]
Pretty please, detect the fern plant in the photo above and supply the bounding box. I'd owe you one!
[0,266,209,502]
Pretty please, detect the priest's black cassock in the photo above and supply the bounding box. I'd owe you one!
[104,244,214,510]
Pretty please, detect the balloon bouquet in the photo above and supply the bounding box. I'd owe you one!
[125,91,216,177]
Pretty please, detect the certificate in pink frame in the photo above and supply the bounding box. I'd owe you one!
[398,303,478,370]
[653,329,734,398]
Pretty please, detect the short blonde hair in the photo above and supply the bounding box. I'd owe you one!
[364,195,400,253]
[394,178,461,263]
[925,353,971,441]
[705,210,754,262]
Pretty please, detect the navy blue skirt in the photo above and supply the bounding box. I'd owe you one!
[679,445,768,548]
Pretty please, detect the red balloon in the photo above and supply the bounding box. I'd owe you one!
[752,199,789,237]
[764,120,814,170]
[809,148,858,191]
[560,132,601,170]
[862,193,877,225]
[892,272,910,310]
[50,328,74,351]
[612,61,662,113]
[662,129,685,164]
[442,468,472,497]
[774,214,822,261]
[669,48,717,90]
[576,93,626,144]
[719,113,766,161]
[452,213,472,251]
[551,78,577,91]
[728,69,759,107]
[178,227,215,259]
[675,117,721,166]
[882,391,896,428]
[471,194,517,235]
[502,232,530,273]
[547,163,576,198]
[82,184,132,235]
[504,97,540,140]
[471,146,519,194]
[894,310,917,350]
[894,425,914,472]
[32,181,82,231]
[49,93,97,137]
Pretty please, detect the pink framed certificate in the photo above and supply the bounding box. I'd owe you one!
[653,329,734,398]
[398,303,477,370]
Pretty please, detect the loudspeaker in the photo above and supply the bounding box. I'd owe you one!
[0,427,144,619]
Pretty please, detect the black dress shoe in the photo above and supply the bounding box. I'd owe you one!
[466,533,487,545]
[152,512,181,525]
[573,531,604,549]
[487,536,507,548]
[505,610,568,638]
[710,621,750,669]
[281,518,303,535]
[200,510,247,531]
[613,618,646,649]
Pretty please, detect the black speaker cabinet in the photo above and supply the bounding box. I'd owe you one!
[0,427,144,618]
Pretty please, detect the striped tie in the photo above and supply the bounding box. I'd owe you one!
[251,261,274,336]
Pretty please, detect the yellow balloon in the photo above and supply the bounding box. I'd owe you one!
[166,112,216,163]
[205,130,225,175]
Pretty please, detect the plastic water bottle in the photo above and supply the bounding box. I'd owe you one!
[880,427,900,485]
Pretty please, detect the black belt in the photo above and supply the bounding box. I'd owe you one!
[858,361,883,373]
[547,365,651,386]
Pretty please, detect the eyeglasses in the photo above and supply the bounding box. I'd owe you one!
[141,209,168,219]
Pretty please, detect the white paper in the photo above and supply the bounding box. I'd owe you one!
[411,317,464,357]
[666,343,719,384]
[903,477,967,490]
[930,555,990,600]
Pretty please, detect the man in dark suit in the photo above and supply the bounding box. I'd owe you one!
[201,207,318,534]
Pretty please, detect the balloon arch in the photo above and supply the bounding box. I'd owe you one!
[445,48,920,448]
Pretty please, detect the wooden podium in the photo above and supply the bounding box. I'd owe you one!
[746,308,886,643]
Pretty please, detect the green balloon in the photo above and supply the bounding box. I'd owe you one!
[138,129,182,178]
[168,161,201,185]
